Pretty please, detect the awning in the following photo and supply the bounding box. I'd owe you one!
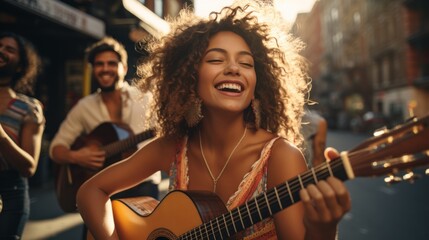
[122,0,170,39]
[4,0,105,39]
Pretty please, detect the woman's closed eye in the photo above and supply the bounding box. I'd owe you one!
[206,59,224,64]
[239,62,254,68]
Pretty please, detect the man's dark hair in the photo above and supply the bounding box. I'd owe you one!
[85,37,128,66]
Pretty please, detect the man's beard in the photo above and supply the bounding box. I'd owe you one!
[99,84,116,92]
[93,77,118,92]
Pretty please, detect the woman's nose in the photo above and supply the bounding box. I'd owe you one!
[224,62,240,75]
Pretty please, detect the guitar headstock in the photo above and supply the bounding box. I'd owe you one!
[347,115,429,180]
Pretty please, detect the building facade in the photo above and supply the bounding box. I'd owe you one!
[294,0,429,131]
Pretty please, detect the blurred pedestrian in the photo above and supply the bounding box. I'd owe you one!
[0,31,45,240]
[301,108,327,167]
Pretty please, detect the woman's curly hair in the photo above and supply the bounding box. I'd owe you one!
[0,32,41,95]
[135,2,309,146]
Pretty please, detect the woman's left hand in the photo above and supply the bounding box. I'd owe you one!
[299,148,351,239]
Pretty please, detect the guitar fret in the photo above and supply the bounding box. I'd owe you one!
[198,226,203,239]
[311,168,318,183]
[237,207,245,229]
[254,198,263,221]
[326,159,334,177]
[222,214,230,237]
[298,174,305,189]
[245,202,254,225]
[274,187,283,209]
[340,151,355,179]
[192,227,197,239]
[230,211,237,233]
[286,181,295,203]
[263,193,273,216]
[203,221,208,239]
[183,233,189,240]
[216,217,223,240]
[210,220,216,240]
[194,227,199,239]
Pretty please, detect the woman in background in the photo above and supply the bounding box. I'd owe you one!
[0,32,45,239]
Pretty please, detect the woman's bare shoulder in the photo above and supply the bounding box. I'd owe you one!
[266,135,307,187]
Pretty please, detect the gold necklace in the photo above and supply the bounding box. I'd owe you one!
[199,127,247,192]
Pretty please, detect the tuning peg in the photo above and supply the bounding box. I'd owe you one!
[402,170,421,183]
[373,126,388,137]
[384,174,402,185]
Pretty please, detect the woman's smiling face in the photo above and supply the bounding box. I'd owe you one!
[198,31,256,113]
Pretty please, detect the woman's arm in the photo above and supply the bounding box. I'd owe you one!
[0,121,44,177]
[76,136,176,239]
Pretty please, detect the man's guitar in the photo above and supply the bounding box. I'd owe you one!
[54,122,156,213]
[87,115,429,240]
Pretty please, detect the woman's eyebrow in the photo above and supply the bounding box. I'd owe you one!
[205,48,253,57]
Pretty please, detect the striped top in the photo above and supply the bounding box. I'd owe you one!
[169,136,281,239]
[0,93,45,170]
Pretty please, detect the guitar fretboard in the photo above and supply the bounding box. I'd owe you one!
[103,129,156,158]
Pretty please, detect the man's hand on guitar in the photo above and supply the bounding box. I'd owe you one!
[71,147,106,170]
[299,147,352,239]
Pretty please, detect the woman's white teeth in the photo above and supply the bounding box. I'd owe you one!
[216,83,242,92]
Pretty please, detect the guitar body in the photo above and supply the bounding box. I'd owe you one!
[87,191,230,240]
[54,122,138,213]
[71,122,136,166]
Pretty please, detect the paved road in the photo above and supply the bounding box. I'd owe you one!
[22,130,429,239]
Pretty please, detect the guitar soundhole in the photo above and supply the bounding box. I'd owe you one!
[148,228,177,240]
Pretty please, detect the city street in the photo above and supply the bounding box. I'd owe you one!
[22,130,429,240]
[329,131,429,240]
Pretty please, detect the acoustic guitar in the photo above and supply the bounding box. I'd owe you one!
[88,115,429,240]
[54,122,156,213]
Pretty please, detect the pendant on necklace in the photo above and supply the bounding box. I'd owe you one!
[213,180,218,192]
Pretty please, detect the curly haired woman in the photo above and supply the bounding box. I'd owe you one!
[77,2,351,239]
[0,31,45,239]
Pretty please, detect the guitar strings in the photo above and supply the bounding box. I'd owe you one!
[182,148,372,239]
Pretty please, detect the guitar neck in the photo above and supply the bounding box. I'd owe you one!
[103,129,155,158]
[180,157,349,239]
